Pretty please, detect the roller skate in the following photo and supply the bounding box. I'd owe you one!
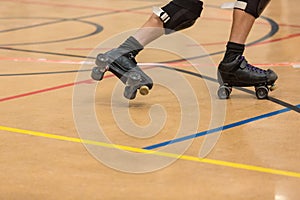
[91,37,153,100]
[217,55,278,99]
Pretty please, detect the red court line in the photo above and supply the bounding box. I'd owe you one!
[0,66,157,103]
[0,61,162,103]
[0,79,94,103]
[278,23,300,29]
[249,32,300,47]
[0,14,298,103]
[0,59,298,103]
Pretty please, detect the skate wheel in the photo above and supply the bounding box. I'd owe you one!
[139,86,149,96]
[124,86,137,100]
[96,54,109,67]
[127,72,141,84]
[91,66,105,81]
[217,85,231,99]
[255,86,269,99]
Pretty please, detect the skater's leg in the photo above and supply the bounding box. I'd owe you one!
[217,0,277,99]
[101,0,203,59]
[222,0,273,61]
[133,14,164,46]
[229,9,255,45]
[221,9,253,64]
[218,1,277,86]
[94,0,204,86]
[222,0,272,63]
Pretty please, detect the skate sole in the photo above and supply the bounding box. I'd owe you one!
[91,54,151,100]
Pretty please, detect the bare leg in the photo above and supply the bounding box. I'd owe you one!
[134,8,256,48]
[132,14,164,46]
[221,9,256,63]
[229,9,255,44]
[91,14,164,98]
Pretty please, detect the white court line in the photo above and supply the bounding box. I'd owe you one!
[1,56,300,69]
[293,64,300,68]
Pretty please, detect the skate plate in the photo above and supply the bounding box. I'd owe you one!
[91,54,150,100]
[217,83,277,100]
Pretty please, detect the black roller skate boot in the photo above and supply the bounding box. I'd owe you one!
[217,55,278,99]
[91,36,153,100]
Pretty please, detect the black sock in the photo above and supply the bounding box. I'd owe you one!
[222,42,245,63]
[118,36,144,57]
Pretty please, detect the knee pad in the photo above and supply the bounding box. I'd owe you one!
[153,0,203,34]
[234,0,271,18]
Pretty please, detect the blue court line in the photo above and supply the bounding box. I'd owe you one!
[144,104,300,150]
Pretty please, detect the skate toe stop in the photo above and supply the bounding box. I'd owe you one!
[270,84,277,91]
[139,86,149,95]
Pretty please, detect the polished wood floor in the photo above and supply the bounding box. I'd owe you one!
[0,0,299,199]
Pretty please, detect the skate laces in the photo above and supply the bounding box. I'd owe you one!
[242,56,266,74]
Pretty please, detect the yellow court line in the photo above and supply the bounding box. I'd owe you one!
[1,125,300,179]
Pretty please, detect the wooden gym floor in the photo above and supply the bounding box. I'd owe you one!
[0,0,299,199]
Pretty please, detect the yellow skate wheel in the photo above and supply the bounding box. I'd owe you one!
[270,84,277,91]
[139,86,149,95]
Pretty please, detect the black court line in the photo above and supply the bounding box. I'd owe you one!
[0,14,278,63]
[0,17,103,47]
[153,65,300,114]
[0,3,154,34]
[0,5,298,113]
[267,97,300,113]
[1,61,299,113]
[0,46,95,59]
[0,17,66,33]
[163,16,279,63]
